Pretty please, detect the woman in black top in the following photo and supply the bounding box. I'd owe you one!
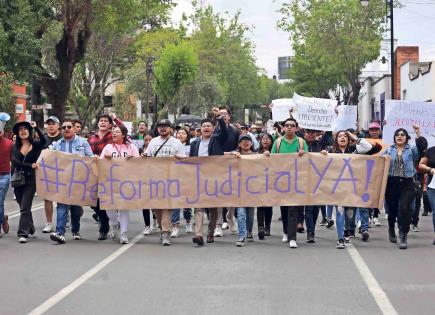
[11,121,46,243]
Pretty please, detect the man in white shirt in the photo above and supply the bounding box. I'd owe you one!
[145,119,185,246]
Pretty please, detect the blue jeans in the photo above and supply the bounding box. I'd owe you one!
[426,188,435,232]
[171,209,180,224]
[236,207,254,239]
[329,206,345,240]
[326,205,333,220]
[305,205,320,234]
[344,208,369,232]
[0,174,10,226]
[56,203,81,235]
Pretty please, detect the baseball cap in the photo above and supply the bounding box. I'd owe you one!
[239,134,252,142]
[156,119,172,127]
[368,122,381,129]
[46,116,60,124]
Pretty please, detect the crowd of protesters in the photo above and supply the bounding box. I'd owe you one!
[0,106,434,250]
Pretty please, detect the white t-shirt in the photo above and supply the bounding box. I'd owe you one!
[145,136,186,157]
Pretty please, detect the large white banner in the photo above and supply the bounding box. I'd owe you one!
[271,98,294,122]
[293,93,337,131]
[333,105,358,131]
[383,100,435,147]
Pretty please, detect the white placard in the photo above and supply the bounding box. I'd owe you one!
[333,105,358,131]
[123,121,133,135]
[271,98,294,122]
[383,100,435,147]
[292,93,337,131]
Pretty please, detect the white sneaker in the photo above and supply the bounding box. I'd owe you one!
[282,233,288,242]
[143,226,151,235]
[289,240,298,248]
[120,233,129,244]
[110,224,120,239]
[18,237,27,243]
[222,222,229,230]
[373,218,381,226]
[42,223,53,233]
[214,226,223,237]
[186,223,193,233]
[171,227,179,238]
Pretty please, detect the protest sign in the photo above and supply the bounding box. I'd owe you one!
[383,100,435,147]
[271,98,294,122]
[36,150,390,210]
[333,105,358,131]
[293,93,337,131]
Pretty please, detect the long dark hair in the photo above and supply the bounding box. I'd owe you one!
[114,125,130,144]
[393,128,411,145]
[176,127,191,145]
[332,130,350,153]
[15,127,35,150]
[259,133,273,153]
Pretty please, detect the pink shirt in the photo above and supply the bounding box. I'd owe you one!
[100,143,140,159]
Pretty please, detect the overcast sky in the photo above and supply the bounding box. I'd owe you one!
[171,0,435,77]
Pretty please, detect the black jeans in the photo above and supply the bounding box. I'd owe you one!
[280,206,304,241]
[15,180,36,238]
[385,177,415,234]
[142,209,151,226]
[412,173,425,225]
[93,199,109,233]
[257,206,272,229]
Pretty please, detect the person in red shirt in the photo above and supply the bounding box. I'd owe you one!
[87,113,123,240]
[0,117,13,237]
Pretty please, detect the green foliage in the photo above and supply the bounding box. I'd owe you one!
[153,42,199,114]
[0,75,16,128]
[278,0,386,104]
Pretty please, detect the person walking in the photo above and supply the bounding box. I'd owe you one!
[0,112,12,238]
[11,121,46,243]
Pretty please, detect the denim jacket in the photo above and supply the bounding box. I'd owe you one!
[51,135,94,157]
[382,143,418,178]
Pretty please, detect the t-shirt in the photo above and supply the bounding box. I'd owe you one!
[100,143,140,159]
[271,136,308,154]
[145,136,186,157]
[44,133,62,148]
[198,137,211,157]
[0,137,13,173]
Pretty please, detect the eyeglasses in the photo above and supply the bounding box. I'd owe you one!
[395,132,406,137]
[62,125,73,130]
[284,124,297,128]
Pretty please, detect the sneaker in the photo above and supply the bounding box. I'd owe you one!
[72,233,81,240]
[98,232,108,241]
[247,232,254,242]
[222,222,229,230]
[110,224,120,239]
[326,219,334,229]
[264,226,271,236]
[143,226,151,235]
[297,224,305,233]
[306,232,315,243]
[18,237,27,243]
[344,230,350,243]
[50,232,66,244]
[206,235,214,243]
[230,225,238,235]
[422,210,428,216]
[349,230,355,238]
[236,238,246,247]
[2,215,9,234]
[192,236,204,246]
[161,234,171,246]
[319,218,328,226]
[412,225,420,232]
[282,233,288,242]
[362,230,370,242]
[171,226,179,238]
[289,240,298,248]
[336,239,345,249]
[214,226,223,237]
[42,223,53,233]
[258,227,265,240]
[120,233,129,244]
[186,223,193,233]
[373,217,381,226]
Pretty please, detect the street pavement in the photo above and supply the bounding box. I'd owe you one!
[1,189,435,315]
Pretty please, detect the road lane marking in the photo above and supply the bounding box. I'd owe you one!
[28,233,144,315]
[7,202,44,217]
[347,243,399,315]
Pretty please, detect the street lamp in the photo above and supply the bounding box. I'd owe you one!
[361,0,395,99]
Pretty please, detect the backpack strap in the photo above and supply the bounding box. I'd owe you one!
[276,137,283,153]
[297,137,304,152]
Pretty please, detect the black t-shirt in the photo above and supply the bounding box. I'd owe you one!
[424,147,435,182]
[44,133,62,148]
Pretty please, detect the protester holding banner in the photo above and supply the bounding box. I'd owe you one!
[323,130,373,248]
[418,144,435,246]
[12,121,46,243]
[145,119,186,246]
[382,125,426,249]
[88,113,124,241]
[49,118,94,244]
[190,115,228,246]
[100,125,140,244]
[271,117,308,248]
[256,133,274,239]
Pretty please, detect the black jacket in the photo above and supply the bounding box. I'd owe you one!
[190,118,228,157]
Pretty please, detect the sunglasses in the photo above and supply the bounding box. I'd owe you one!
[62,125,73,130]
[284,124,297,128]
[395,132,406,137]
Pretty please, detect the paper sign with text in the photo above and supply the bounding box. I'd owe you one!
[333,105,358,131]
[293,93,338,131]
[271,98,294,122]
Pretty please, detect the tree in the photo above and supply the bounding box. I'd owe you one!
[153,42,199,117]
[0,75,15,128]
[278,0,386,104]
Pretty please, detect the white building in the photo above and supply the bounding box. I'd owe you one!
[400,61,434,102]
